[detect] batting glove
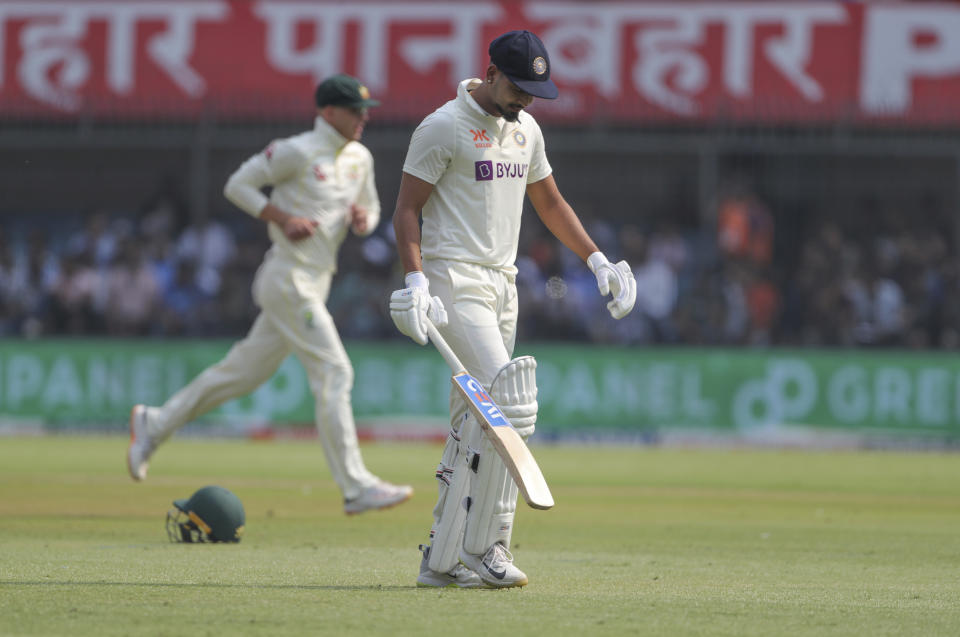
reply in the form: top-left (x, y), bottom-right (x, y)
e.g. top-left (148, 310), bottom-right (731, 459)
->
top-left (587, 251), bottom-right (637, 320)
top-left (389, 272), bottom-right (448, 345)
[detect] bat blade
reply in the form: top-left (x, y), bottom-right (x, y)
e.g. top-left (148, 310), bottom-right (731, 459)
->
top-left (452, 372), bottom-right (554, 510)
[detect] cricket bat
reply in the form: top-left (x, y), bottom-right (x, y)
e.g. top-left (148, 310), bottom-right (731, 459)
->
top-left (425, 321), bottom-right (554, 510)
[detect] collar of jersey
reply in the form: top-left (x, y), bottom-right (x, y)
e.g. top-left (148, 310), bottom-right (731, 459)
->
top-left (458, 78), bottom-right (508, 130)
top-left (313, 114), bottom-right (350, 151)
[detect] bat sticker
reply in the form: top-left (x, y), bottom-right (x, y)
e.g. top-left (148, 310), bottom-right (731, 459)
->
top-left (455, 375), bottom-right (511, 428)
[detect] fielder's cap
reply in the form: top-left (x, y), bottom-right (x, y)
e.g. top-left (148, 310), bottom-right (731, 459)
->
top-left (314, 74), bottom-right (381, 109)
top-left (488, 30), bottom-right (558, 100)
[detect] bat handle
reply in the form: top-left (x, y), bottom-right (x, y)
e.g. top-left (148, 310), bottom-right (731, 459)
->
top-left (425, 320), bottom-right (466, 375)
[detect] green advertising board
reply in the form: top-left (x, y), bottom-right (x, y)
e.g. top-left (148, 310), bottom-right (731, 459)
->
top-left (0, 340), bottom-right (958, 439)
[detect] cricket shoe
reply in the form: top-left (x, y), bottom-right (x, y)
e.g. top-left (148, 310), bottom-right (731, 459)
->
top-left (416, 545), bottom-right (486, 589)
top-left (127, 404), bottom-right (157, 482)
top-left (459, 542), bottom-right (528, 588)
top-left (343, 481), bottom-right (413, 515)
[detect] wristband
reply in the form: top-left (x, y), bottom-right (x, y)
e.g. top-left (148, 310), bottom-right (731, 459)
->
top-left (586, 251), bottom-right (609, 274)
top-left (405, 271), bottom-right (429, 290)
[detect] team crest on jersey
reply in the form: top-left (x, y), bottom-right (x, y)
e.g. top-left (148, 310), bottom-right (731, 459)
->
top-left (470, 128), bottom-right (492, 149)
top-left (512, 130), bottom-right (527, 147)
top-left (313, 165), bottom-right (327, 181)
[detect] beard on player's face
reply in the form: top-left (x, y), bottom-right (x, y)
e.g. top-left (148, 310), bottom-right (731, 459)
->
top-left (496, 103), bottom-right (520, 122)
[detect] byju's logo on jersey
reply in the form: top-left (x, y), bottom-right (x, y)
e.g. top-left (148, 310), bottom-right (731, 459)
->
top-left (475, 160), bottom-right (528, 182)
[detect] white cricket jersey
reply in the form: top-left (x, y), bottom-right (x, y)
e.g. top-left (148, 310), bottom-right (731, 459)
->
top-left (403, 79), bottom-right (552, 275)
top-left (224, 116), bottom-right (380, 272)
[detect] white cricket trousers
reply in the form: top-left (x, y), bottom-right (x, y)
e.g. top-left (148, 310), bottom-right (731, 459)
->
top-left (423, 258), bottom-right (522, 552)
top-left (423, 259), bottom-right (519, 385)
top-left (153, 251), bottom-right (378, 499)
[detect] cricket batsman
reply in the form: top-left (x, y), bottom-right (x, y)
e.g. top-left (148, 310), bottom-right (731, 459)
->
top-left (389, 30), bottom-right (637, 587)
top-left (128, 75), bottom-right (413, 515)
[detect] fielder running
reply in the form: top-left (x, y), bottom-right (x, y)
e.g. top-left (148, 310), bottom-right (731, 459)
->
top-left (128, 75), bottom-right (413, 515)
top-left (390, 31), bottom-right (637, 588)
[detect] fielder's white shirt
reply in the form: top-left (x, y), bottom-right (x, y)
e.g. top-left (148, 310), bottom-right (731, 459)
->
top-left (403, 79), bottom-right (552, 275)
top-left (224, 116), bottom-right (380, 272)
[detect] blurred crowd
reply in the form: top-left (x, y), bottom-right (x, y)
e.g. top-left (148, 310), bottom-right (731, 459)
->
top-left (0, 190), bottom-right (266, 339)
top-left (518, 198), bottom-right (959, 349)
top-left (1, 187), bottom-right (958, 349)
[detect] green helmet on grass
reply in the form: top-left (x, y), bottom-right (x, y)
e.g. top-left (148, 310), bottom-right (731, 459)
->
top-left (166, 485), bottom-right (245, 543)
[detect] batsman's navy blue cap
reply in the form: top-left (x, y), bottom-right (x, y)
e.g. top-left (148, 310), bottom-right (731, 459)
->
top-left (488, 30), bottom-right (558, 100)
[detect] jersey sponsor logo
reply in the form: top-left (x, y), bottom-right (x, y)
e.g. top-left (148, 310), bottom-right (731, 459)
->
top-left (475, 160), bottom-right (528, 182)
top-left (470, 128), bottom-right (492, 148)
top-left (475, 160), bottom-right (494, 181)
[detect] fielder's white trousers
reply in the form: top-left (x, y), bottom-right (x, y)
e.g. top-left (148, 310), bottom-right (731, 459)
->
top-left (153, 251), bottom-right (378, 499)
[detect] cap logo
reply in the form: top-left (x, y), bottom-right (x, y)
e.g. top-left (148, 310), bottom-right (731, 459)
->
top-left (532, 56), bottom-right (547, 76)
top-left (359, 85), bottom-right (370, 99)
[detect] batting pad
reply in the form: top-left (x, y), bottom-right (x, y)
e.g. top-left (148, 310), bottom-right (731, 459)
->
top-left (489, 356), bottom-right (538, 436)
top-left (427, 417), bottom-right (480, 573)
top-left (462, 434), bottom-right (519, 555)
top-left (460, 357), bottom-right (537, 555)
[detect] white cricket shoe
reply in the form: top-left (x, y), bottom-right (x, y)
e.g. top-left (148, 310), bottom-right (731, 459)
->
top-left (343, 481), bottom-right (413, 515)
top-left (416, 545), bottom-right (486, 589)
top-left (127, 404), bottom-right (156, 482)
top-left (459, 542), bottom-right (528, 588)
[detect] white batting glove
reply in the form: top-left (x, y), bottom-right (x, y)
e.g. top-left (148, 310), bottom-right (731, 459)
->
top-left (389, 272), bottom-right (448, 345)
top-left (587, 251), bottom-right (637, 320)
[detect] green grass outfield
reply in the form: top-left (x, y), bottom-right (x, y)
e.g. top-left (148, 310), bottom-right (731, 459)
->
top-left (2, 436), bottom-right (960, 636)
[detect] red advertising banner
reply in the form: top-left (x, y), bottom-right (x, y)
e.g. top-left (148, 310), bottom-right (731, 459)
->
top-left (1, 1), bottom-right (959, 125)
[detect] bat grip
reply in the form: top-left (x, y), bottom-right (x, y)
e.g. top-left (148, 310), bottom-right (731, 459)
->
top-left (425, 320), bottom-right (466, 375)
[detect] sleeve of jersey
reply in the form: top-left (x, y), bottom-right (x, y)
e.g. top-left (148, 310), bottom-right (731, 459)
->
top-left (223, 139), bottom-right (304, 218)
top-left (526, 120), bottom-right (553, 184)
top-left (401, 112), bottom-right (454, 185)
top-left (354, 149), bottom-right (381, 237)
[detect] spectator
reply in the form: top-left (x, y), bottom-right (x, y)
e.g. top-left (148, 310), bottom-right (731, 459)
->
top-left (620, 225), bottom-right (678, 344)
top-left (741, 263), bottom-right (780, 346)
top-left (50, 252), bottom-right (102, 335)
top-left (174, 213), bottom-right (237, 297)
top-left (6, 230), bottom-right (60, 336)
top-left (103, 239), bottom-right (161, 336)
top-left (717, 187), bottom-right (774, 267)
top-left (65, 209), bottom-right (120, 268)
top-left (648, 219), bottom-right (691, 274)
top-left (158, 259), bottom-right (210, 336)
top-left (844, 253), bottom-right (906, 347)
